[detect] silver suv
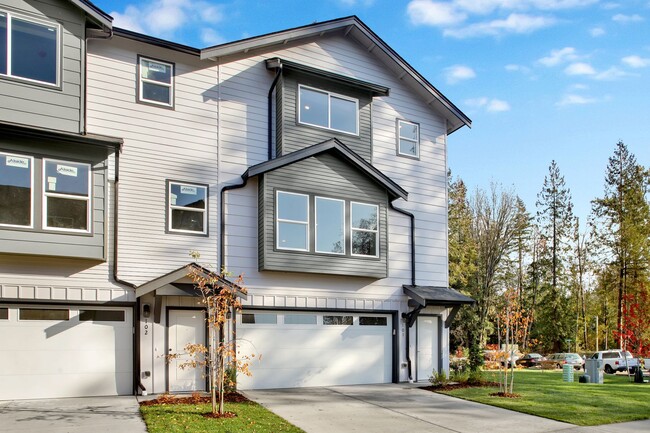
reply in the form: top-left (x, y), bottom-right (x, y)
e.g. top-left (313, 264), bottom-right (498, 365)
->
top-left (590, 350), bottom-right (639, 374)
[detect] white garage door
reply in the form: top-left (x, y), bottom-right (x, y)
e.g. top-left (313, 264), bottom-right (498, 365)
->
top-left (0, 305), bottom-right (133, 400)
top-left (236, 310), bottom-right (392, 389)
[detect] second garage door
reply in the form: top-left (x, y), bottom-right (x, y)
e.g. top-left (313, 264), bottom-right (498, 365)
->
top-left (236, 310), bottom-right (393, 389)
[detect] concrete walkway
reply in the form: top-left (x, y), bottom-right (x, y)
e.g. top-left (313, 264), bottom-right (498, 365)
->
top-left (244, 383), bottom-right (650, 433)
top-left (0, 396), bottom-right (148, 433)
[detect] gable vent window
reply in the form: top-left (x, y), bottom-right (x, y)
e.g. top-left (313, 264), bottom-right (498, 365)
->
top-left (397, 120), bottom-right (419, 158)
top-left (138, 56), bottom-right (174, 107)
top-left (299, 85), bottom-right (358, 135)
top-left (0, 11), bottom-right (60, 86)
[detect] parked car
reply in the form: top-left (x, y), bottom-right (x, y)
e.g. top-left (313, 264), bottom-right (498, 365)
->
top-left (590, 350), bottom-right (639, 374)
top-left (540, 353), bottom-right (585, 370)
top-left (516, 353), bottom-right (545, 368)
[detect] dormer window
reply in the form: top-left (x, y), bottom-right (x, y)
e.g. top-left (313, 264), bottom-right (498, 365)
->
top-left (298, 85), bottom-right (358, 135)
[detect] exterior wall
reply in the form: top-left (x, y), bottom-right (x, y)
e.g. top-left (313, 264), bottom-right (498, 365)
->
top-left (0, 0), bottom-right (85, 133)
top-left (86, 36), bottom-right (220, 286)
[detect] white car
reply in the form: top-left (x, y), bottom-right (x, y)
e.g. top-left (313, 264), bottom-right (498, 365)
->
top-left (590, 350), bottom-right (639, 374)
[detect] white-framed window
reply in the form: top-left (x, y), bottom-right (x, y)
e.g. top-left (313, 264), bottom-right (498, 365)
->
top-left (397, 119), bottom-right (419, 158)
top-left (0, 11), bottom-right (60, 86)
top-left (0, 151), bottom-right (33, 228)
top-left (315, 196), bottom-right (345, 255)
top-left (350, 202), bottom-right (379, 257)
top-left (138, 56), bottom-right (174, 107)
top-left (298, 85), bottom-right (358, 135)
top-left (276, 191), bottom-right (309, 251)
top-left (43, 159), bottom-right (91, 232)
top-left (168, 181), bottom-right (207, 234)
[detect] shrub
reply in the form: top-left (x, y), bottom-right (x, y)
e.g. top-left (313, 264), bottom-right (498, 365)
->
top-left (429, 369), bottom-right (448, 386)
top-left (450, 368), bottom-right (470, 383)
top-left (468, 369), bottom-right (485, 385)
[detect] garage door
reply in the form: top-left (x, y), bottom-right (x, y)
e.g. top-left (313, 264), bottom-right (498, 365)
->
top-left (0, 305), bottom-right (133, 400)
top-left (236, 310), bottom-right (392, 389)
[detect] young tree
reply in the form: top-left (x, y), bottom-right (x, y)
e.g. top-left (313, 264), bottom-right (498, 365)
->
top-left (496, 288), bottom-right (531, 395)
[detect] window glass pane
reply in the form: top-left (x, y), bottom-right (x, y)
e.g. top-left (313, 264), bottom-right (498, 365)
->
top-left (330, 96), bottom-right (357, 133)
top-left (0, 154), bottom-right (31, 226)
top-left (399, 122), bottom-right (418, 140)
top-left (299, 87), bottom-right (328, 128)
top-left (352, 231), bottom-right (377, 256)
top-left (44, 161), bottom-right (89, 196)
top-left (359, 316), bottom-right (387, 326)
top-left (284, 314), bottom-right (317, 325)
top-left (278, 221), bottom-right (307, 249)
top-left (11, 18), bottom-right (57, 84)
top-left (323, 315), bottom-right (353, 325)
top-left (0, 14), bottom-right (6, 75)
top-left (142, 82), bottom-right (171, 104)
top-left (277, 192), bottom-right (307, 221)
top-left (316, 197), bottom-right (344, 254)
top-left (20, 308), bottom-right (68, 321)
top-left (241, 313), bottom-right (277, 324)
top-left (0, 307), bottom-right (8, 320)
top-left (351, 203), bottom-right (377, 230)
top-left (141, 59), bottom-right (172, 83)
top-left (170, 183), bottom-right (206, 209)
top-left (399, 139), bottom-right (418, 156)
top-left (46, 196), bottom-right (87, 230)
top-left (79, 310), bottom-right (125, 322)
top-left (171, 208), bottom-right (204, 232)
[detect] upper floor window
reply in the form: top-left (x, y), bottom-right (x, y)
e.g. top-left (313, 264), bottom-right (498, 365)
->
top-left (298, 85), bottom-right (358, 135)
top-left (351, 202), bottom-right (378, 257)
top-left (0, 152), bottom-right (33, 228)
top-left (168, 181), bottom-right (207, 234)
top-left (0, 11), bottom-right (60, 86)
top-left (138, 56), bottom-right (174, 107)
top-left (397, 120), bottom-right (419, 158)
top-left (276, 191), bottom-right (309, 251)
top-left (43, 159), bottom-right (91, 232)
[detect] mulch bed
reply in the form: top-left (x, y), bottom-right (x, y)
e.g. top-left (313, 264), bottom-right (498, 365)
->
top-left (203, 411), bottom-right (237, 418)
top-left (421, 381), bottom-right (499, 392)
top-left (140, 392), bottom-right (249, 406)
top-left (489, 392), bottom-right (521, 398)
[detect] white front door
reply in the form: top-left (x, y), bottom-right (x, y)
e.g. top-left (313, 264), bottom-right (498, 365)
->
top-left (168, 309), bottom-right (206, 392)
top-left (416, 316), bottom-right (439, 382)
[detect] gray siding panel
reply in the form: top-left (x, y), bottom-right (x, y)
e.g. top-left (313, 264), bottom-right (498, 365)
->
top-left (259, 153), bottom-right (388, 278)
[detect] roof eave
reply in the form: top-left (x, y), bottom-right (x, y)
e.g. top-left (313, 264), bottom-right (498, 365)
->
top-left (69, 0), bottom-right (113, 29)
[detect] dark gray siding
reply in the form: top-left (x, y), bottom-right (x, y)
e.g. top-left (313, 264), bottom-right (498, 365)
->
top-left (0, 135), bottom-right (109, 260)
top-left (259, 153), bottom-right (388, 278)
top-left (277, 71), bottom-right (373, 161)
top-left (0, 0), bottom-right (85, 133)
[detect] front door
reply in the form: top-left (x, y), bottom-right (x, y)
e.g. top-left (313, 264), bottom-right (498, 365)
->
top-left (168, 309), bottom-right (206, 392)
top-left (416, 316), bottom-right (439, 382)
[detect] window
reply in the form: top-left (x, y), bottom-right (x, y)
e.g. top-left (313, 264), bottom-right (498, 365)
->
top-left (298, 85), bottom-right (358, 134)
top-left (0, 307), bottom-right (7, 320)
top-left (0, 11), bottom-right (59, 85)
top-left (0, 152), bottom-right (33, 228)
top-left (323, 315), bottom-right (353, 325)
top-left (168, 181), bottom-right (207, 234)
top-left (79, 310), bottom-right (125, 322)
top-left (138, 57), bottom-right (174, 107)
top-left (284, 314), bottom-right (317, 325)
top-left (43, 159), bottom-right (91, 232)
top-left (19, 308), bottom-right (68, 321)
top-left (359, 316), bottom-right (387, 326)
top-left (397, 120), bottom-right (419, 158)
top-left (242, 313), bottom-right (277, 324)
top-left (276, 191), bottom-right (308, 251)
top-left (351, 202), bottom-right (378, 257)
top-left (315, 197), bottom-right (344, 254)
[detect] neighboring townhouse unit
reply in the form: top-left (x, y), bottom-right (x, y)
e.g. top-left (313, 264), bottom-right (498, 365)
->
top-left (0, 0), bottom-right (473, 400)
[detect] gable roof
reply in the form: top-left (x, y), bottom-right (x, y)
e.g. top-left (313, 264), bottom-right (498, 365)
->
top-left (242, 138), bottom-right (408, 201)
top-left (69, 0), bottom-right (113, 29)
top-left (201, 16), bottom-right (471, 134)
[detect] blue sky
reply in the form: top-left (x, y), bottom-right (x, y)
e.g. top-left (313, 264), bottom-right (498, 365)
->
top-left (94, 0), bottom-right (650, 224)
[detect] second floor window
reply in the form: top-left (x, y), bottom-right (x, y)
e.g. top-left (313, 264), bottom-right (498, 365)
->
top-left (298, 85), bottom-right (358, 135)
top-left (351, 202), bottom-right (378, 257)
top-left (44, 159), bottom-right (91, 232)
top-left (397, 120), bottom-right (419, 158)
top-left (276, 191), bottom-right (309, 250)
top-left (168, 181), bottom-right (207, 234)
top-left (0, 11), bottom-right (60, 86)
top-left (0, 152), bottom-right (33, 228)
top-left (138, 57), bottom-right (174, 107)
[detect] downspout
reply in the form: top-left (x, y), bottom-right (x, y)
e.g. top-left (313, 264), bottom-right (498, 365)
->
top-left (267, 65), bottom-right (282, 160)
top-left (219, 179), bottom-right (249, 273)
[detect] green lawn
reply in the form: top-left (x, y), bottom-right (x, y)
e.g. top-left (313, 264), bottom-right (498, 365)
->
top-left (438, 370), bottom-right (650, 426)
top-left (140, 400), bottom-right (305, 433)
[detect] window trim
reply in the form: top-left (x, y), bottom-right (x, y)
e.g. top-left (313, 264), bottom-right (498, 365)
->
top-left (0, 10), bottom-right (62, 87)
top-left (350, 201), bottom-right (379, 258)
top-left (42, 158), bottom-right (92, 233)
top-left (396, 119), bottom-right (420, 159)
top-left (315, 196), bottom-right (345, 255)
top-left (167, 180), bottom-right (208, 236)
top-left (297, 84), bottom-right (359, 135)
top-left (137, 55), bottom-right (175, 108)
top-left (0, 151), bottom-right (34, 229)
top-left (276, 190), bottom-right (310, 251)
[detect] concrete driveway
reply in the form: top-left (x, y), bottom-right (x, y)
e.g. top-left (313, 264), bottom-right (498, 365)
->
top-left (0, 396), bottom-right (147, 433)
top-left (244, 383), bottom-right (650, 433)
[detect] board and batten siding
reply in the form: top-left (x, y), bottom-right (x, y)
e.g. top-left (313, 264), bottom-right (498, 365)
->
top-left (0, 0), bottom-right (84, 133)
top-left (86, 36), bottom-right (220, 286)
top-left (258, 153), bottom-right (388, 278)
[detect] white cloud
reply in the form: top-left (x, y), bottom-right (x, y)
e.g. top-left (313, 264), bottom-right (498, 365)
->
top-left (589, 26), bottom-right (605, 36)
top-left (556, 93), bottom-right (597, 106)
top-left (601, 2), bottom-right (620, 9)
top-left (444, 65), bottom-right (476, 83)
top-left (594, 66), bottom-right (629, 80)
top-left (570, 83), bottom-right (589, 90)
top-left (564, 62), bottom-right (596, 75)
top-left (444, 13), bottom-right (556, 38)
top-left (537, 47), bottom-right (579, 66)
top-left (112, 6), bottom-right (146, 33)
top-left (407, 1), bottom-right (467, 27)
top-left (464, 97), bottom-right (511, 112)
top-left (201, 28), bottom-right (225, 46)
top-left (505, 64), bottom-right (531, 73)
top-left (622, 55), bottom-right (650, 68)
top-left (612, 14), bottom-right (644, 23)
top-left (452, 0), bottom-right (596, 14)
